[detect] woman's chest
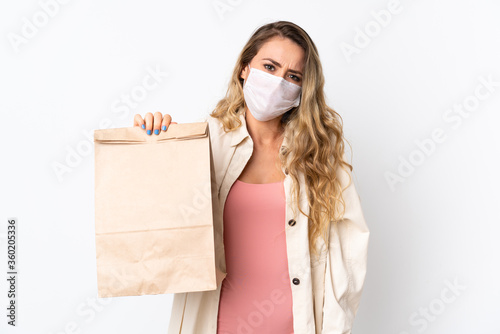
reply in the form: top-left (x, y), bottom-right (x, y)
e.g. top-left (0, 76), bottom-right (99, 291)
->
top-left (237, 146), bottom-right (286, 184)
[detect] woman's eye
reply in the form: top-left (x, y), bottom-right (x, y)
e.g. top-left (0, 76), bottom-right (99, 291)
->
top-left (263, 64), bottom-right (301, 82)
top-left (264, 64), bottom-right (274, 71)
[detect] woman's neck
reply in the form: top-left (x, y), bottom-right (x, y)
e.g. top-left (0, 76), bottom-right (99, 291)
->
top-left (244, 106), bottom-right (285, 147)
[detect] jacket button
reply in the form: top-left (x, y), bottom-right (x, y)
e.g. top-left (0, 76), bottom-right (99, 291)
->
top-left (288, 219), bottom-right (296, 226)
top-left (292, 278), bottom-right (300, 285)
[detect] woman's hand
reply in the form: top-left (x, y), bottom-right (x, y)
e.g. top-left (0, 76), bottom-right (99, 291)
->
top-left (133, 112), bottom-right (177, 135)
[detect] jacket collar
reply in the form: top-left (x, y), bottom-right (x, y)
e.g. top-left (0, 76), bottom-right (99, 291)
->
top-left (229, 107), bottom-right (289, 150)
top-left (230, 107), bottom-right (250, 147)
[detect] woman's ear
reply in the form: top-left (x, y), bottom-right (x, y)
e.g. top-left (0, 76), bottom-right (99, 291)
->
top-left (240, 64), bottom-right (249, 81)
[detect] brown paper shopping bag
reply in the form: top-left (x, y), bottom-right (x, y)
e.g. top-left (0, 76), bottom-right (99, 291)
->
top-left (93, 122), bottom-right (217, 298)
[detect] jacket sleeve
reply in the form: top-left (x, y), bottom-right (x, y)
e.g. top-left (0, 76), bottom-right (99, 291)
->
top-left (322, 162), bottom-right (370, 333)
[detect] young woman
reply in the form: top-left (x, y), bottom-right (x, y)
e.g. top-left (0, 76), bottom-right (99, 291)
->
top-left (133, 20), bottom-right (370, 334)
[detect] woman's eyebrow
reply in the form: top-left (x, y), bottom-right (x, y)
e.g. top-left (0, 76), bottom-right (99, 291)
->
top-left (261, 57), bottom-right (303, 76)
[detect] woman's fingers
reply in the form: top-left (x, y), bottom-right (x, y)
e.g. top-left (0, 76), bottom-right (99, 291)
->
top-left (133, 114), bottom-right (145, 129)
top-left (133, 112), bottom-right (176, 135)
top-left (144, 112), bottom-right (154, 135)
top-left (161, 114), bottom-right (174, 132)
top-left (153, 112), bottom-right (163, 135)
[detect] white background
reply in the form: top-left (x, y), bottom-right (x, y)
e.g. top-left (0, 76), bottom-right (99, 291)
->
top-left (1, 0), bottom-right (499, 333)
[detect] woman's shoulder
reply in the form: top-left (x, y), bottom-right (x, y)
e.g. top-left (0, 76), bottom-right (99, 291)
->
top-left (201, 111), bottom-right (247, 146)
top-left (201, 114), bottom-right (233, 153)
top-left (202, 114), bottom-right (224, 137)
top-left (204, 113), bottom-right (219, 125)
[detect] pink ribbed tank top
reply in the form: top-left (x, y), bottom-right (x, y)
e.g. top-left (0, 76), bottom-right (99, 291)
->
top-left (216, 178), bottom-right (294, 334)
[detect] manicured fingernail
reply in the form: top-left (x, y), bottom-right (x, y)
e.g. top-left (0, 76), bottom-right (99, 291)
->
top-left (154, 129), bottom-right (159, 135)
top-left (147, 130), bottom-right (151, 135)
top-left (141, 124), bottom-right (145, 129)
top-left (162, 125), bottom-right (166, 131)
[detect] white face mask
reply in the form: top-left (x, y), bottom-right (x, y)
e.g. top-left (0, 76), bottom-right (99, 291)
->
top-left (242, 64), bottom-right (302, 122)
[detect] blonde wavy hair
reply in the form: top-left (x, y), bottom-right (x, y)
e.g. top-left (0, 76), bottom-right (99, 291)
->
top-left (210, 20), bottom-right (353, 259)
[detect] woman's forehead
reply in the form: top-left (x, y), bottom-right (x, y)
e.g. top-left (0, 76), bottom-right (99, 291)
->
top-left (255, 37), bottom-right (305, 69)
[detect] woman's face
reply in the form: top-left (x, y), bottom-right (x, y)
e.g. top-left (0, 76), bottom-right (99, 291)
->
top-left (240, 36), bottom-right (305, 87)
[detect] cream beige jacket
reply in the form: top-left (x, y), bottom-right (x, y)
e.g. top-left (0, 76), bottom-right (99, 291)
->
top-left (168, 108), bottom-right (370, 334)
